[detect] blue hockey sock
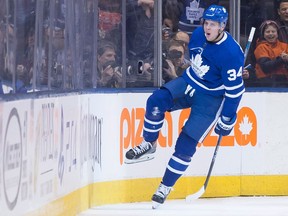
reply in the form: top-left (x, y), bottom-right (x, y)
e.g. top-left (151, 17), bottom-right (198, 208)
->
top-left (162, 153), bottom-right (191, 187)
top-left (162, 132), bottom-right (197, 187)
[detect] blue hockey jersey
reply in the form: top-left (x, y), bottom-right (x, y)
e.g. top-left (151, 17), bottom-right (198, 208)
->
top-left (182, 26), bottom-right (245, 118)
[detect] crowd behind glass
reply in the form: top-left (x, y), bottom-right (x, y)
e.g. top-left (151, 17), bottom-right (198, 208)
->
top-left (0, 0), bottom-right (287, 94)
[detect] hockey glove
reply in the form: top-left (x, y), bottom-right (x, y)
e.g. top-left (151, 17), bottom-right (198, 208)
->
top-left (214, 115), bottom-right (237, 136)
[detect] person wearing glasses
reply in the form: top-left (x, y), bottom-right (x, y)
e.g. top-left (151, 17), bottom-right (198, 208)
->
top-left (125, 5), bottom-right (245, 209)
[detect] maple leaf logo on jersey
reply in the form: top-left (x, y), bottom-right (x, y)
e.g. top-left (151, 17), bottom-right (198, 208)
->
top-left (191, 53), bottom-right (209, 79)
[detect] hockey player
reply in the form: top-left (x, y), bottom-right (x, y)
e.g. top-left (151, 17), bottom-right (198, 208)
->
top-left (125, 5), bottom-right (245, 208)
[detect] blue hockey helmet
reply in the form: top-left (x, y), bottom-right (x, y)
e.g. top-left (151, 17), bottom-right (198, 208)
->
top-left (202, 5), bottom-right (228, 24)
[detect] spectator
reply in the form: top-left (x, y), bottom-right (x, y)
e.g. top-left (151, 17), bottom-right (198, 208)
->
top-left (242, 66), bottom-right (251, 80)
top-left (173, 31), bottom-right (190, 48)
top-left (97, 40), bottom-right (122, 88)
top-left (162, 39), bottom-right (187, 83)
top-left (240, 0), bottom-right (275, 86)
top-left (127, 0), bottom-right (155, 61)
top-left (126, 0), bottom-right (155, 87)
top-left (162, 0), bottom-right (183, 35)
top-left (21, 27), bottom-right (35, 87)
top-left (173, 31), bottom-right (190, 61)
top-left (43, 18), bottom-right (66, 88)
top-left (275, 0), bottom-right (288, 43)
top-left (163, 30), bottom-right (190, 61)
top-left (40, 0), bottom-right (67, 89)
top-left (163, 0), bottom-right (220, 36)
top-left (98, 0), bottom-right (122, 51)
top-left (182, 0), bottom-right (222, 34)
top-left (254, 20), bottom-right (288, 87)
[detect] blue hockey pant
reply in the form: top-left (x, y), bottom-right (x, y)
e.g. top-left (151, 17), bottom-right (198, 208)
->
top-left (143, 77), bottom-right (224, 187)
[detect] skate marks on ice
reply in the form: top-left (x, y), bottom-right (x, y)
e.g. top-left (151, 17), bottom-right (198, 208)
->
top-left (79, 196), bottom-right (288, 216)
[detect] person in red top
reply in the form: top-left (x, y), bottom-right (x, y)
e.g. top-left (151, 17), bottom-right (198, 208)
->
top-left (254, 20), bottom-right (288, 87)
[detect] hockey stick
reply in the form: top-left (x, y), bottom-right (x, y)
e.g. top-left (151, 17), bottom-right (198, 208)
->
top-left (242, 27), bottom-right (256, 79)
top-left (186, 134), bottom-right (223, 202)
top-left (244, 27), bottom-right (256, 63)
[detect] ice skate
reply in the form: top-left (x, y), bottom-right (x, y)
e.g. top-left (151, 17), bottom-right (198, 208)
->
top-left (125, 140), bottom-right (156, 164)
top-left (152, 183), bottom-right (172, 209)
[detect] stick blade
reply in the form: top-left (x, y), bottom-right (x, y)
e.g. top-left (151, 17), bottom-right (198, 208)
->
top-left (185, 186), bottom-right (205, 202)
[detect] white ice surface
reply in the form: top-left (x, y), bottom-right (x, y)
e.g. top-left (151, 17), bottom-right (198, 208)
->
top-left (78, 196), bottom-right (288, 216)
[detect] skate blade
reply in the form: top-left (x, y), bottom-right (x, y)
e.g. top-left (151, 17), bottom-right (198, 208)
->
top-left (124, 155), bottom-right (155, 164)
top-left (152, 201), bottom-right (161, 209)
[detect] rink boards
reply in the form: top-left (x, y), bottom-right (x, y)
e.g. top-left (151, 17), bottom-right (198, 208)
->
top-left (0, 91), bottom-right (287, 215)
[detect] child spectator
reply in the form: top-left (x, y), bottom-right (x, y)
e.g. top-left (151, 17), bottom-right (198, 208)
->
top-left (254, 20), bottom-right (288, 87)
